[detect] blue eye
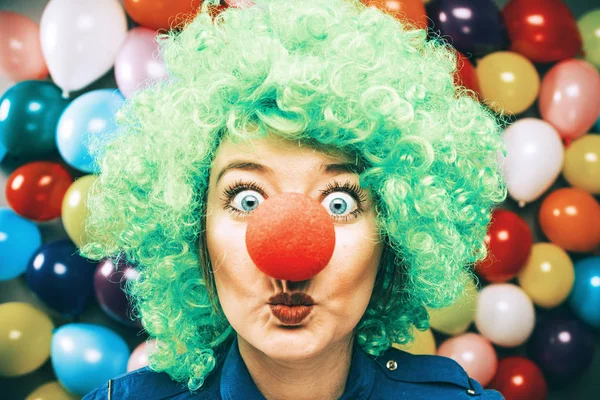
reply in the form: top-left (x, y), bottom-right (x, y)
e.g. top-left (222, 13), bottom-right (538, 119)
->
top-left (232, 190), bottom-right (264, 212)
top-left (322, 192), bottom-right (356, 217)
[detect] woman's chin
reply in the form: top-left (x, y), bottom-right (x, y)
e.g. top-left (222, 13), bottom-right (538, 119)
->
top-left (257, 327), bottom-right (327, 361)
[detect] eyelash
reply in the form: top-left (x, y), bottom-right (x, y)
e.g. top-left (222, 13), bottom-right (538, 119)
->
top-left (220, 179), bottom-right (369, 222)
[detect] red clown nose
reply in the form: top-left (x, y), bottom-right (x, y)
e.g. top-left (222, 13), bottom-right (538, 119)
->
top-left (245, 192), bottom-right (336, 281)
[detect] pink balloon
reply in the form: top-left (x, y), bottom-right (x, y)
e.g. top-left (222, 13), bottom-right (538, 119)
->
top-left (127, 339), bottom-right (156, 372)
top-left (437, 332), bottom-right (498, 387)
top-left (114, 27), bottom-right (168, 98)
top-left (539, 59), bottom-right (600, 142)
top-left (0, 11), bottom-right (49, 81)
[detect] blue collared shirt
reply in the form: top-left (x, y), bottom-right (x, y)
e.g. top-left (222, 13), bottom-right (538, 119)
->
top-left (83, 337), bottom-right (505, 399)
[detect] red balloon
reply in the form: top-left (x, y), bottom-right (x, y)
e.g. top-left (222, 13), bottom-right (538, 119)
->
top-left (454, 51), bottom-right (481, 99)
top-left (489, 357), bottom-right (548, 400)
top-left (124, 0), bottom-right (202, 31)
top-left (245, 193), bottom-right (335, 282)
top-left (475, 209), bottom-right (533, 283)
top-left (502, 0), bottom-right (583, 63)
top-left (5, 161), bottom-right (73, 221)
top-left (361, 0), bottom-right (428, 30)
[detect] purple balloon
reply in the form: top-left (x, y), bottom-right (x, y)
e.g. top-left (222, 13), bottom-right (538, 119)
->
top-left (528, 315), bottom-right (595, 387)
top-left (114, 27), bottom-right (167, 98)
top-left (25, 239), bottom-right (98, 317)
top-left (93, 258), bottom-right (142, 328)
top-left (426, 0), bottom-right (509, 57)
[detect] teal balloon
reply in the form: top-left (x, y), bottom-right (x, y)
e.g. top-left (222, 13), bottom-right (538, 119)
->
top-left (0, 207), bottom-right (42, 280)
top-left (51, 323), bottom-right (130, 396)
top-left (0, 80), bottom-right (69, 158)
top-left (56, 89), bottom-right (124, 173)
top-left (596, 115), bottom-right (600, 132)
top-left (0, 142), bottom-right (6, 162)
top-left (568, 257), bottom-right (600, 328)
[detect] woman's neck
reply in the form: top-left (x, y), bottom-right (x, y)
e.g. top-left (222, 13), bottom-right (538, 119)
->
top-left (237, 334), bottom-right (354, 400)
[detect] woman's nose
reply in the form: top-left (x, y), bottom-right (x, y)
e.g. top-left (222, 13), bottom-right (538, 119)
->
top-left (245, 192), bottom-right (336, 281)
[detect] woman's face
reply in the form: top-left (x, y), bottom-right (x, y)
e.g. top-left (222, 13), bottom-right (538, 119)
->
top-left (205, 133), bottom-right (384, 362)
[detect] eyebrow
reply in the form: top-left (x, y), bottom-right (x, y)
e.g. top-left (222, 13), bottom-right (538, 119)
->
top-left (215, 160), bottom-right (363, 185)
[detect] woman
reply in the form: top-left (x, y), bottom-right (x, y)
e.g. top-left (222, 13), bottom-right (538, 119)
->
top-left (81, 0), bottom-right (507, 398)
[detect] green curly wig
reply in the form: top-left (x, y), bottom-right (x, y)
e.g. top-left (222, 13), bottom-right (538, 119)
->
top-left (79, 0), bottom-right (507, 392)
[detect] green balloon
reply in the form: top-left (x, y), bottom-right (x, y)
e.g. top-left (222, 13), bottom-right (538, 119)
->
top-left (0, 80), bottom-right (69, 158)
top-left (578, 9), bottom-right (600, 68)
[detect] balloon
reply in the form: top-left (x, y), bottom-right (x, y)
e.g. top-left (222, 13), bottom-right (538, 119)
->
top-left (499, 118), bottom-right (564, 205)
top-left (474, 209), bottom-right (532, 283)
top-left (0, 302), bottom-right (54, 377)
top-left (476, 51), bottom-right (540, 115)
top-left (5, 161), bottom-right (73, 222)
top-left (61, 175), bottom-right (97, 247)
top-left (94, 258), bottom-right (142, 328)
top-left (517, 243), bottom-right (574, 309)
top-left (51, 323), bottom-right (130, 396)
top-left (539, 59), bottom-right (600, 142)
top-left (40, 0), bottom-right (127, 97)
top-left (26, 381), bottom-right (79, 400)
top-left (489, 357), bottom-right (548, 400)
top-left (502, 0), bottom-right (583, 63)
top-left (437, 333), bottom-right (498, 387)
top-left (0, 143), bottom-right (6, 162)
top-left (562, 134), bottom-right (600, 194)
top-left (425, 0), bottom-right (509, 57)
top-left (127, 339), bottom-right (156, 372)
top-left (453, 52), bottom-right (481, 98)
top-left (115, 27), bottom-right (168, 98)
top-left (124, 0), bottom-right (202, 31)
top-left (0, 12), bottom-right (48, 81)
top-left (0, 80), bottom-right (69, 158)
top-left (579, 10), bottom-right (600, 69)
top-left (56, 89), bottom-right (125, 173)
top-left (427, 277), bottom-right (477, 335)
top-left (538, 188), bottom-right (600, 253)
top-left (0, 208), bottom-right (42, 281)
top-left (475, 283), bottom-right (535, 347)
top-left (528, 315), bottom-right (595, 387)
top-left (25, 239), bottom-right (98, 317)
top-left (393, 327), bottom-right (436, 355)
top-left (568, 257), bottom-right (600, 328)
top-left (362, 0), bottom-right (428, 30)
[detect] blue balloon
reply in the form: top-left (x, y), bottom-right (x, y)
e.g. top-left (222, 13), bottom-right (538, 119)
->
top-left (0, 142), bottom-right (6, 162)
top-left (0, 208), bottom-right (42, 281)
top-left (595, 115), bottom-right (600, 133)
top-left (568, 256), bottom-right (600, 328)
top-left (426, 0), bottom-right (509, 57)
top-left (25, 239), bottom-right (98, 317)
top-left (0, 80), bottom-right (69, 158)
top-left (56, 89), bottom-right (125, 173)
top-left (51, 323), bottom-right (130, 396)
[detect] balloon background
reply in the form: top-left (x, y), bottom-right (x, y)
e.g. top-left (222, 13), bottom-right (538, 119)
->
top-left (1, 0), bottom-right (600, 399)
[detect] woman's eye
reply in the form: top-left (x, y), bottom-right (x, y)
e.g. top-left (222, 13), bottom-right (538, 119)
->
top-left (321, 192), bottom-right (357, 218)
top-left (231, 190), bottom-right (265, 213)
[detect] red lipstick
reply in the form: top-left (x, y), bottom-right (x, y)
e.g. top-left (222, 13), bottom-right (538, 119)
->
top-left (268, 292), bottom-right (315, 325)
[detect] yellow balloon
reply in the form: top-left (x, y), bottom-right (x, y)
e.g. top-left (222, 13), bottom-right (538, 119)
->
top-left (26, 381), bottom-right (79, 400)
top-left (517, 243), bottom-right (574, 309)
top-left (563, 134), bottom-right (600, 194)
top-left (476, 51), bottom-right (540, 115)
top-left (61, 175), bottom-right (97, 247)
top-left (0, 302), bottom-right (54, 377)
top-left (427, 278), bottom-right (477, 335)
top-left (393, 327), bottom-right (436, 355)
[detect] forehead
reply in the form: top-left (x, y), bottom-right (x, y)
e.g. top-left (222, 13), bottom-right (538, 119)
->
top-left (212, 134), bottom-right (355, 169)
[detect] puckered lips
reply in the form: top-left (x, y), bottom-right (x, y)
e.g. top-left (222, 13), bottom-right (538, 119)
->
top-left (268, 292), bottom-right (315, 325)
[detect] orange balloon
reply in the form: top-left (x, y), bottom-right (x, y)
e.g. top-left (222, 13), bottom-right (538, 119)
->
top-left (124, 0), bottom-right (203, 31)
top-left (539, 188), bottom-right (600, 253)
top-left (362, 0), bottom-right (428, 30)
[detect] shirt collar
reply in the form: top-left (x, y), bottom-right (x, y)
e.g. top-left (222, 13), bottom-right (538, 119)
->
top-left (220, 336), bottom-right (375, 400)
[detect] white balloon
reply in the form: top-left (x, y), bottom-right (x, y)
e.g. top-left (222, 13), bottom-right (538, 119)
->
top-left (475, 283), bottom-right (535, 347)
top-left (498, 118), bottom-right (564, 207)
top-left (40, 0), bottom-right (127, 97)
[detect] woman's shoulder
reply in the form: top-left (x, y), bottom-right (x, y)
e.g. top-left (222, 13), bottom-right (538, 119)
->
top-left (81, 365), bottom-right (221, 400)
top-left (369, 346), bottom-right (505, 399)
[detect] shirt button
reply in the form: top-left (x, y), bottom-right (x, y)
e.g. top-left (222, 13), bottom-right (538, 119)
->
top-left (386, 360), bottom-right (397, 371)
top-left (466, 389), bottom-right (476, 396)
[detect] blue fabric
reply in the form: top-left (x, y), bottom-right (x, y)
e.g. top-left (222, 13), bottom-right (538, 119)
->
top-left (82, 337), bottom-right (505, 399)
